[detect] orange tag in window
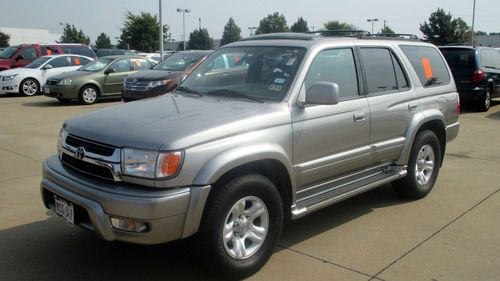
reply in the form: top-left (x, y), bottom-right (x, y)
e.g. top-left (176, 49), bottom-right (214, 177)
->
top-left (135, 60), bottom-right (142, 67)
top-left (422, 58), bottom-right (433, 79)
top-left (47, 49), bottom-right (52, 55)
top-left (74, 57), bottom-right (80, 65)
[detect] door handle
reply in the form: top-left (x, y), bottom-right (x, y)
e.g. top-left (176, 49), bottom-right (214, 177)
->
top-left (408, 103), bottom-right (418, 111)
top-left (353, 112), bottom-right (366, 123)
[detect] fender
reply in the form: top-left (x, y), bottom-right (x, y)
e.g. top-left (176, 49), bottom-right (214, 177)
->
top-left (396, 108), bottom-right (446, 165)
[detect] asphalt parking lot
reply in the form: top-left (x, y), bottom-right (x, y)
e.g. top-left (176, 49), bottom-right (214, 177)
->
top-left (0, 95), bottom-right (499, 281)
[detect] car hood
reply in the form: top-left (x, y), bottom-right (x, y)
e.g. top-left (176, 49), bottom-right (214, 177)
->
top-left (0, 68), bottom-right (22, 76)
top-left (0, 58), bottom-right (11, 66)
top-left (49, 70), bottom-right (95, 81)
top-left (126, 69), bottom-right (184, 81)
top-left (64, 93), bottom-right (290, 150)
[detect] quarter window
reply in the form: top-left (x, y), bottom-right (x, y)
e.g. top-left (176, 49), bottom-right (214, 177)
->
top-left (400, 45), bottom-right (450, 87)
top-left (131, 58), bottom-right (153, 70)
top-left (304, 48), bottom-right (359, 99)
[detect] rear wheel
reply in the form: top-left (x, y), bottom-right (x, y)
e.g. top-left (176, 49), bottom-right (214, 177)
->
top-left (477, 88), bottom-right (491, 112)
top-left (19, 78), bottom-right (39, 96)
top-left (199, 174), bottom-right (283, 279)
top-left (79, 85), bottom-right (99, 105)
top-left (393, 130), bottom-right (441, 199)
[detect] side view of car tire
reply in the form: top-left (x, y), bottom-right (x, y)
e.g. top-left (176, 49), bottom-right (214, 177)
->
top-left (79, 85), bottom-right (99, 105)
top-left (19, 78), bottom-right (39, 96)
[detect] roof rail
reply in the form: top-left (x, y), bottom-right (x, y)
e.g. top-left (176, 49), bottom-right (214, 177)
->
top-left (240, 32), bottom-right (316, 41)
top-left (307, 30), bottom-right (370, 37)
top-left (362, 33), bottom-right (420, 40)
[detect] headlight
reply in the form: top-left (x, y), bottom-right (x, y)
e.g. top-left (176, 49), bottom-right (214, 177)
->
top-left (57, 128), bottom-right (68, 154)
top-left (57, 79), bottom-right (72, 86)
top-left (122, 148), bottom-right (183, 179)
top-left (2, 74), bottom-right (18, 81)
top-left (148, 79), bottom-right (170, 89)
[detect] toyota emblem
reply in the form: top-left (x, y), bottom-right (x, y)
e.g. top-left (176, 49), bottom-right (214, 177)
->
top-left (75, 146), bottom-right (86, 160)
top-left (132, 79), bottom-right (138, 84)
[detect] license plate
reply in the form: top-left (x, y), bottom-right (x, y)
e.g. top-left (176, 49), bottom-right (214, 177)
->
top-left (44, 86), bottom-right (51, 94)
top-left (54, 195), bottom-right (74, 225)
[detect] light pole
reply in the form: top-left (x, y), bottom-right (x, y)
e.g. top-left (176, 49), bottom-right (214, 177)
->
top-left (248, 26), bottom-right (257, 36)
top-left (471, 0), bottom-right (477, 45)
top-left (177, 8), bottom-right (191, 50)
top-left (367, 18), bottom-right (379, 34)
top-left (159, 0), bottom-right (163, 59)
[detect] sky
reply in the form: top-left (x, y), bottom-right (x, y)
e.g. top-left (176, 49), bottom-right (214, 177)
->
top-left (0, 0), bottom-right (499, 44)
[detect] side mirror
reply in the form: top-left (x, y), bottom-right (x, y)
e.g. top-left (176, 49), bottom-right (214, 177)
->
top-left (42, 64), bottom-right (53, 70)
top-left (105, 68), bottom-right (116, 74)
top-left (304, 82), bottom-right (340, 105)
top-left (15, 54), bottom-right (24, 61)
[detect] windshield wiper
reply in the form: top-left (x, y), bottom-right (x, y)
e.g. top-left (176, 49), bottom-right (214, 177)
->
top-left (205, 89), bottom-right (265, 103)
top-left (176, 86), bottom-right (203, 96)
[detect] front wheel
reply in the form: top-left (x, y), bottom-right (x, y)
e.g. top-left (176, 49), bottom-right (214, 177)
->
top-left (79, 85), bottom-right (99, 105)
top-left (199, 174), bottom-right (283, 279)
top-left (19, 78), bottom-right (39, 96)
top-left (393, 130), bottom-right (441, 199)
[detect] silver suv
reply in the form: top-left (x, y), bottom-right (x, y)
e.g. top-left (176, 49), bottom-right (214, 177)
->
top-left (41, 33), bottom-right (460, 278)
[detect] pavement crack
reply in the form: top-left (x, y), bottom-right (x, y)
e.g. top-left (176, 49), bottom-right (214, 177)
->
top-left (0, 146), bottom-right (42, 163)
top-left (369, 187), bottom-right (500, 280)
top-left (278, 245), bottom-right (385, 280)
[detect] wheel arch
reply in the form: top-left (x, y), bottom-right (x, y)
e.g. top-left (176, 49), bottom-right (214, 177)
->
top-left (79, 82), bottom-right (102, 96)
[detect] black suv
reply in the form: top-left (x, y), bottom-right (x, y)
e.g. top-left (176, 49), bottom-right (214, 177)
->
top-left (440, 46), bottom-right (500, 111)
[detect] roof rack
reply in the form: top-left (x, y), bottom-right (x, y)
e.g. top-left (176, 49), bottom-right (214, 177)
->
top-left (307, 30), bottom-right (370, 37)
top-left (240, 32), bottom-right (316, 41)
top-left (362, 33), bottom-right (420, 40)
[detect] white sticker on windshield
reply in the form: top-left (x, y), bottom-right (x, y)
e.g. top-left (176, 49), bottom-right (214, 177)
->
top-left (274, 78), bottom-right (286, 84)
top-left (286, 57), bottom-right (296, 66)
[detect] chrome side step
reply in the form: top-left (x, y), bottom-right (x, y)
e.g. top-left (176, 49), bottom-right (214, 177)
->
top-left (291, 167), bottom-right (407, 219)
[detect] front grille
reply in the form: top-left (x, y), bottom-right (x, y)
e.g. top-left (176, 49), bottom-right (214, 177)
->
top-left (61, 153), bottom-right (115, 181)
top-left (46, 80), bottom-right (58, 86)
top-left (66, 135), bottom-right (115, 156)
top-left (124, 81), bottom-right (150, 91)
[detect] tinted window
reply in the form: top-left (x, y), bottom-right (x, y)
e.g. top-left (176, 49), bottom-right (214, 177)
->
top-left (96, 49), bottom-right (111, 57)
top-left (305, 48), bottom-right (359, 98)
top-left (48, 56), bottom-right (68, 68)
top-left (109, 59), bottom-right (131, 72)
top-left (440, 48), bottom-right (476, 69)
top-left (19, 47), bottom-right (38, 60)
top-left (41, 46), bottom-right (59, 56)
top-left (61, 46), bottom-right (95, 58)
top-left (360, 48), bottom-right (398, 93)
top-left (392, 53), bottom-right (409, 89)
top-left (131, 58), bottom-right (153, 70)
top-left (400, 45), bottom-right (450, 87)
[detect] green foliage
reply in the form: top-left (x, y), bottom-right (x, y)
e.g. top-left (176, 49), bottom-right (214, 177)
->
top-left (380, 25), bottom-right (395, 34)
top-left (323, 20), bottom-right (357, 31)
top-left (119, 11), bottom-right (164, 52)
top-left (187, 28), bottom-right (213, 50)
top-left (94, 32), bottom-right (112, 49)
top-left (420, 8), bottom-right (471, 45)
top-left (59, 24), bottom-right (90, 45)
top-left (256, 12), bottom-right (289, 34)
top-left (220, 18), bottom-right (242, 46)
top-left (0, 31), bottom-right (10, 47)
top-left (290, 17), bottom-right (309, 33)
top-left (490, 32), bottom-right (500, 35)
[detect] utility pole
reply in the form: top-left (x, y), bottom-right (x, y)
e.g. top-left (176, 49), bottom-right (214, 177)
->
top-left (471, 0), bottom-right (476, 45)
top-left (159, 0), bottom-right (163, 58)
top-left (199, 18), bottom-right (201, 29)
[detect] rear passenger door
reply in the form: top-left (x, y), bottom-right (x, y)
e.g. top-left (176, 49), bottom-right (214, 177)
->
top-left (292, 48), bottom-right (371, 190)
top-left (359, 47), bottom-right (416, 165)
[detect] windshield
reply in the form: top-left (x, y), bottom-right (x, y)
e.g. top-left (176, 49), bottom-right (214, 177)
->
top-left (0, 46), bottom-right (19, 59)
top-left (23, 57), bottom-right (51, 69)
top-left (152, 53), bottom-right (206, 71)
top-left (179, 46), bottom-right (306, 102)
top-left (79, 58), bottom-right (113, 72)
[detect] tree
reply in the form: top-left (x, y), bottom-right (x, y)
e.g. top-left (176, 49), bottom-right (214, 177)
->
top-left (59, 24), bottom-right (90, 45)
top-left (94, 32), bottom-right (112, 49)
top-left (323, 20), bottom-right (357, 31)
top-left (119, 11), bottom-right (165, 52)
top-left (380, 25), bottom-right (395, 34)
top-left (220, 18), bottom-right (242, 46)
top-left (420, 8), bottom-right (471, 45)
top-left (290, 17), bottom-right (309, 33)
top-left (256, 12), bottom-right (289, 34)
top-left (0, 31), bottom-right (10, 47)
top-left (187, 28), bottom-right (213, 50)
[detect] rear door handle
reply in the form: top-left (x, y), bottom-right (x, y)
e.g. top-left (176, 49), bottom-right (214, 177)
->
top-left (408, 103), bottom-right (418, 111)
top-left (354, 112), bottom-right (366, 123)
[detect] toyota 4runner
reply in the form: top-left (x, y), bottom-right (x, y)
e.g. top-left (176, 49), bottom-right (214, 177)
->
top-left (40, 32), bottom-right (460, 279)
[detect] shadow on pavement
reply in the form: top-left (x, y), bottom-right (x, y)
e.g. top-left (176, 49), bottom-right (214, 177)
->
top-left (22, 98), bottom-right (121, 108)
top-left (460, 100), bottom-right (499, 114)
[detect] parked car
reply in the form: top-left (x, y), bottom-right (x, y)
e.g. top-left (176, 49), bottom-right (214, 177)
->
top-left (40, 33), bottom-right (459, 279)
top-left (96, 49), bottom-right (136, 57)
top-left (122, 50), bottom-right (211, 102)
top-left (0, 54), bottom-right (93, 96)
top-left (43, 55), bottom-right (156, 104)
top-left (0, 44), bottom-right (96, 71)
top-left (440, 46), bottom-right (500, 111)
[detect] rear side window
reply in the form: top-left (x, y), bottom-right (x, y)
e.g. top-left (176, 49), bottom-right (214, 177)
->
top-left (400, 45), bottom-right (450, 87)
top-left (360, 48), bottom-right (410, 94)
top-left (131, 58), bottom-right (153, 70)
top-left (70, 56), bottom-right (91, 66)
top-left (479, 49), bottom-right (499, 69)
top-left (62, 46), bottom-right (96, 58)
top-left (41, 46), bottom-right (59, 56)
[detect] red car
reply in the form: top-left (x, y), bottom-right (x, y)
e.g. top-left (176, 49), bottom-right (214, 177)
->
top-left (0, 43), bottom-right (96, 71)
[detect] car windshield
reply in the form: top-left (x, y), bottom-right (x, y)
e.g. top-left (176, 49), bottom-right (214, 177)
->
top-left (23, 57), bottom-right (52, 69)
top-left (179, 46), bottom-right (306, 102)
top-left (152, 53), bottom-right (206, 71)
top-left (0, 46), bottom-right (19, 59)
top-left (79, 58), bottom-right (113, 72)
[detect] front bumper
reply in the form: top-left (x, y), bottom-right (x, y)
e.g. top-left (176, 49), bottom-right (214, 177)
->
top-left (0, 79), bottom-right (19, 94)
top-left (41, 154), bottom-right (211, 245)
top-left (44, 84), bottom-right (80, 99)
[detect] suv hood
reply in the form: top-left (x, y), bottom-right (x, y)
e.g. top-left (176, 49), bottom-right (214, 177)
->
top-left (127, 70), bottom-right (184, 81)
top-left (64, 94), bottom-right (290, 150)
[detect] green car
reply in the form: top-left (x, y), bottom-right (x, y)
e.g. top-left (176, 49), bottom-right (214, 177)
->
top-left (44, 55), bottom-right (156, 104)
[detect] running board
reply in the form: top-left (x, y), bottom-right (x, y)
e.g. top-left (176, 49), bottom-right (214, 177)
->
top-left (291, 168), bottom-right (407, 219)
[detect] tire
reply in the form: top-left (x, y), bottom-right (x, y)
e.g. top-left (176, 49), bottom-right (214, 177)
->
top-left (198, 174), bottom-right (283, 279)
top-left (79, 85), bottom-right (99, 105)
top-left (57, 98), bottom-right (71, 104)
top-left (477, 88), bottom-right (491, 112)
top-left (19, 78), bottom-right (39, 96)
top-left (393, 130), bottom-right (441, 199)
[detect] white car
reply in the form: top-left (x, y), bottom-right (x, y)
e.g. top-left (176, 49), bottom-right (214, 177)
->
top-left (0, 54), bottom-right (93, 96)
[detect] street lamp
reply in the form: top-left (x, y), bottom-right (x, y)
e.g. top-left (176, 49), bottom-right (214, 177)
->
top-left (248, 26), bottom-right (257, 36)
top-left (177, 8), bottom-right (191, 50)
top-left (471, 0), bottom-right (477, 45)
top-left (366, 18), bottom-right (379, 34)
